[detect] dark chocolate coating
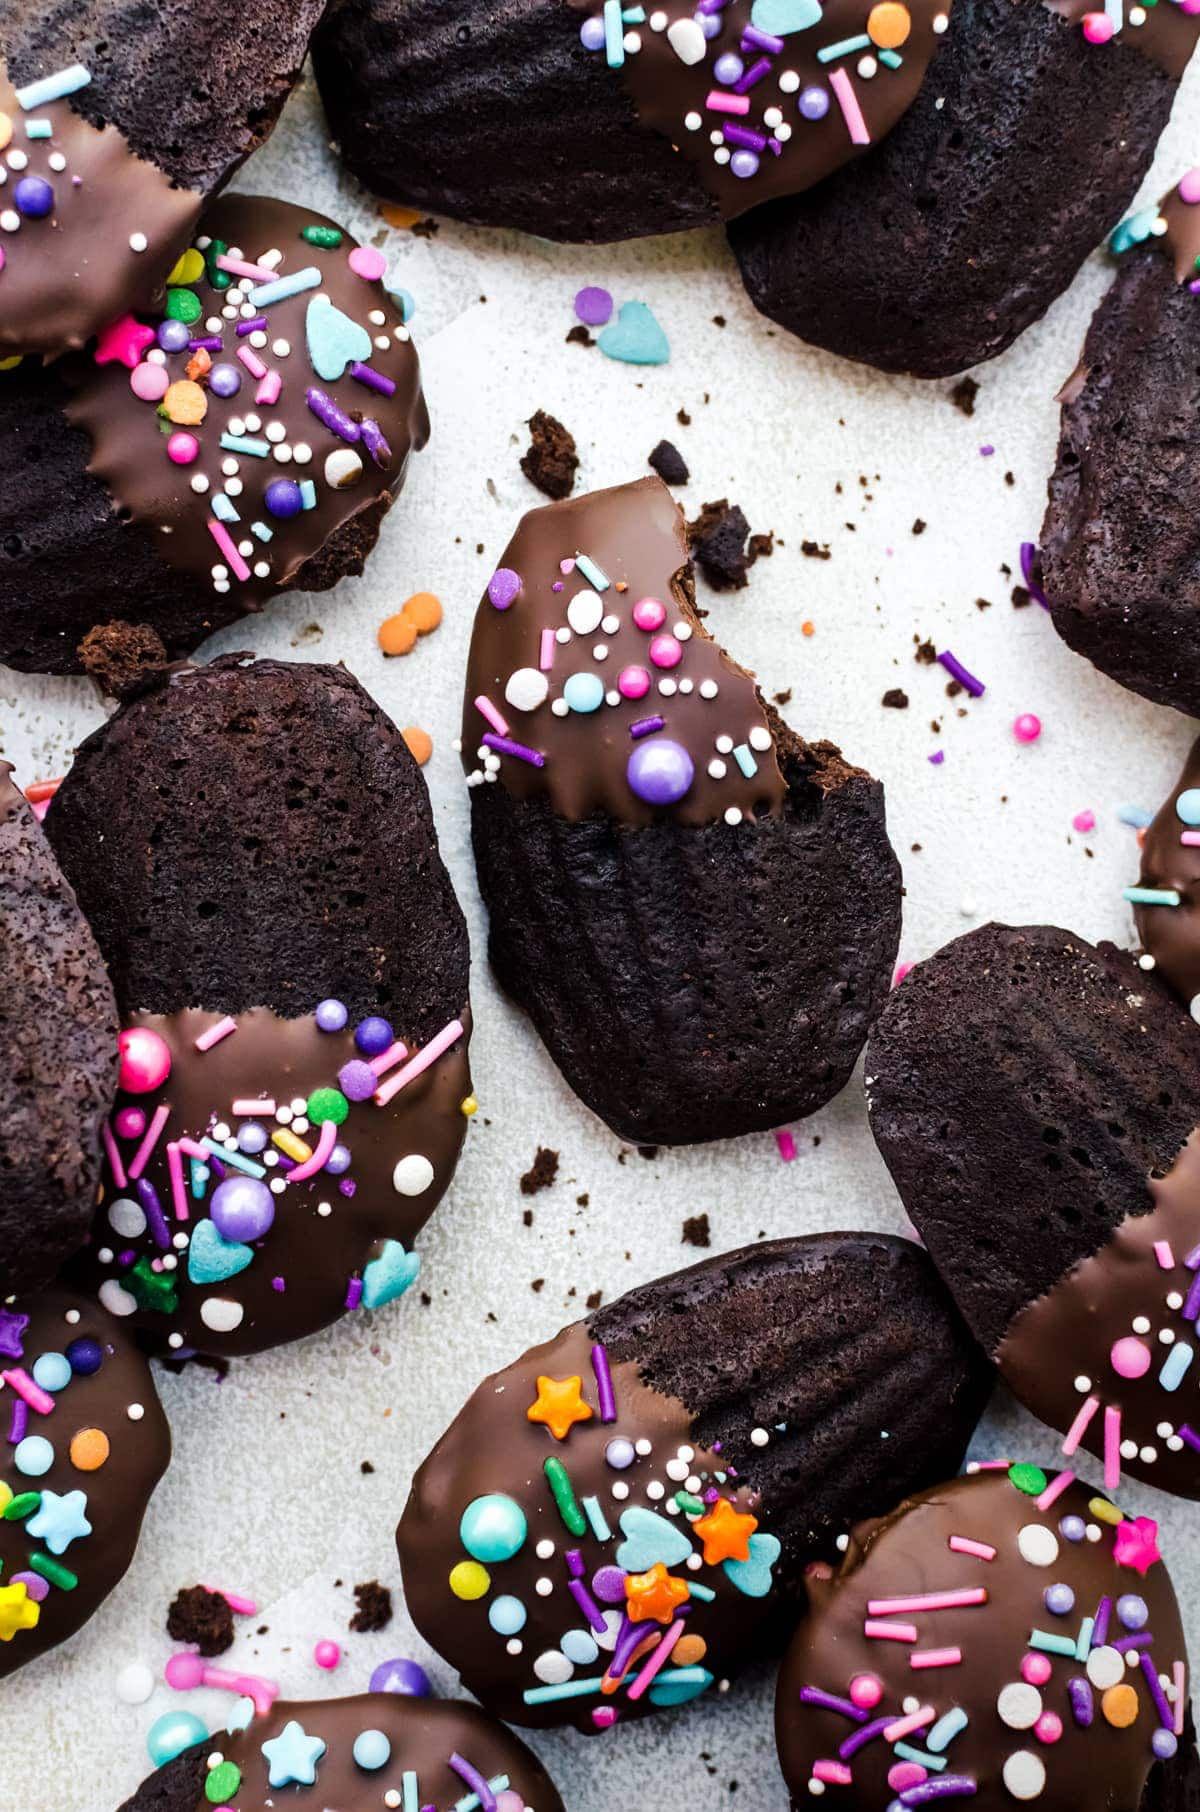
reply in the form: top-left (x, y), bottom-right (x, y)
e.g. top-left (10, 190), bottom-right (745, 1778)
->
top-left (0, 0), bottom-right (326, 355)
top-left (0, 1288), bottom-right (170, 1678)
top-left (0, 194), bottom-right (428, 676)
top-left (1135, 734), bottom-right (1200, 1005)
top-left (864, 921), bottom-right (1200, 1354)
top-left (116, 1694), bottom-right (564, 1812)
top-left (730, 0), bottom-right (1186, 376)
top-left (44, 658), bottom-right (472, 1356)
top-left (0, 763), bottom-right (118, 1295)
top-left (398, 1233), bottom-right (990, 1732)
top-left (1042, 251), bottom-right (1200, 715)
top-left (776, 1468), bottom-right (1197, 1811)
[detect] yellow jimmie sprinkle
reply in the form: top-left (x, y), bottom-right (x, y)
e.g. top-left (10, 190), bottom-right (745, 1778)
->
top-left (272, 1128), bottom-right (312, 1164)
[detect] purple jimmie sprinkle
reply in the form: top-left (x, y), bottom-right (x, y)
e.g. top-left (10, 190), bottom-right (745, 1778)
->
top-left (566, 1549), bottom-right (586, 1579)
top-left (1019, 541), bottom-right (1051, 609)
top-left (349, 360), bottom-right (397, 396)
top-left (306, 386), bottom-right (361, 443)
top-left (799, 1686), bottom-right (868, 1722)
top-left (135, 1177), bottom-right (171, 1249)
top-left (629, 715), bottom-right (665, 739)
top-left (696, 0), bottom-right (727, 12)
top-left (360, 417), bottom-right (393, 468)
top-left (1141, 1650), bottom-right (1177, 1729)
top-left (937, 649), bottom-right (985, 697)
top-left (236, 316), bottom-right (268, 336)
top-left (481, 732), bottom-right (546, 767)
top-left (735, 55), bottom-right (773, 91)
top-left (1186, 1243), bottom-right (1200, 1269)
top-left (899, 1780), bottom-right (977, 1805)
top-left (1068, 1677), bottom-right (1094, 1726)
top-left (187, 335), bottom-right (223, 352)
top-left (569, 1577), bottom-right (609, 1633)
top-left (1093, 1595), bottom-right (1112, 1649)
top-left (345, 1277), bottom-right (363, 1311)
top-left (741, 24), bottom-right (784, 51)
top-left (1180, 1424), bottom-right (1200, 1452)
top-left (1113, 1632), bottom-right (1154, 1653)
top-left (722, 123), bottom-right (769, 151)
top-left (839, 1713), bottom-right (893, 1758)
top-left (1183, 1271), bottom-right (1200, 1322)
top-left (8, 1398), bottom-right (27, 1444)
top-left (449, 1755), bottom-right (497, 1812)
top-left (591, 1343), bottom-right (617, 1421)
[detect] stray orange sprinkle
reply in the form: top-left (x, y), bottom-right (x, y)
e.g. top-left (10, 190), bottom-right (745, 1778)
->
top-left (186, 348), bottom-right (212, 382)
top-left (378, 614), bottom-right (418, 657)
top-left (379, 202), bottom-right (423, 229)
top-left (802, 620), bottom-right (815, 637)
top-left (401, 591), bottom-right (443, 635)
top-left (69, 1428), bottom-right (110, 1471)
top-left (402, 726), bottom-right (433, 767)
top-left (162, 379), bottom-right (207, 426)
top-left (23, 778), bottom-right (61, 803)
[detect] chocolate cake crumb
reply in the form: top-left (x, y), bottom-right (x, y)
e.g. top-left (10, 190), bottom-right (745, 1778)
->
top-left (911, 519), bottom-right (926, 536)
top-left (688, 499), bottom-right (754, 590)
top-left (682, 1212), bottom-right (711, 1248)
top-left (914, 638), bottom-right (937, 664)
top-left (520, 1147), bottom-right (560, 1195)
top-left (648, 439), bottom-right (689, 485)
top-left (350, 1579), bottom-right (393, 1632)
top-left (586, 1289), bottom-right (603, 1310)
top-left (801, 540), bottom-right (831, 560)
top-left (531, 1277), bottom-right (545, 1293)
top-left (950, 376), bottom-right (979, 417)
top-left (79, 621), bottom-right (170, 700)
top-left (1011, 585), bottom-right (1032, 609)
top-left (565, 324), bottom-right (593, 348)
top-left (637, 1145), bottom-right (659, 1161)
top-left (975, 597), bottom-right (993, 611)
top-left (520, 410), bottom-right (579, 501)
top-left (167, 1585), bottom-right (235, 1657)
top-left (576, 1192), bottom-right (589, 1207)
top-left (676, 408), bottom-right (691, 426)
top-left (411, 216), bottom-right (439, 237)
top-left (773, 688), bottom-right (793, 706)
top-left (360, 1460), bottom-right (375, 1474)
top-left (882, 689), bottom-right (909, 709)
top-left (748, 530), bottom-right (775, 565)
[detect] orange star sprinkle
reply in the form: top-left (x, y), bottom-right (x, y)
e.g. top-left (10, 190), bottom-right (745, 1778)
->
top-left (693, 1497), bottom-right (759, 1566)
top-left (625, 1562), bottom-right (691, 1625)
top-left (526, 1374), bottom-right (593, 1442)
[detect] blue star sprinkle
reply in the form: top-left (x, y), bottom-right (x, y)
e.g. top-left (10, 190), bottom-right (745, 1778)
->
top-left (261, 1719), bottom-right (326, 1788)
top-left (26, 1489), bottom-right (92, 1555)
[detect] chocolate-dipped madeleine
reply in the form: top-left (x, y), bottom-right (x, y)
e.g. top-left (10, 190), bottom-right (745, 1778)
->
top-left (44, 656), bottom-right (472, 1359)
top-left (462, 475), bottom-right (902, 1145)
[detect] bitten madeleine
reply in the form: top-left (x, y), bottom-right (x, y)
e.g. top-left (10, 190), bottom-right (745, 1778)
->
top-left (397, 1233), bottom-right (991, 1733)
top-left (866, 921), bottom-right (1200, 1500)
top-left (0, 193), bottom-right (428, 675)
top-left (0, 3), bottom-right (325, 357)
top-left (45, 657), bottom-right (472, 1359)
top-left (461, 476), bottom-right (901, 1145)
top-left (730, 0), bottom-right (1199, 376)
top-left (117, 1693), bottom-right (563, 1812)
top-left (776, 1465), bottom-right (1195, 1810)
top-left (0, 1287), bottom-right (169, 1679)
top-left (0, 762), bottom-right (117, 1295)
top-left (1042, 171), bottom-right (1200, 715)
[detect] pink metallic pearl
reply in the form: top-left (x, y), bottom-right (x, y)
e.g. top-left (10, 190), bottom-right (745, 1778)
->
top-left (1081, 11), bottom-right (1114, 39)
top-left (648, 633), bottom-right (682, 670)
top-left (114, 1106), bottom-right (147, 1139)
top-left (632, 596), bottom-right (667, 633)
top-left (166, 431), bottom-right (199, 465)
top-left (1022, 1652), bottom-right (1053, 1687)
top-left (118, 1026), bottom-right (172, 1094)
top-left (1013, 713), bottom-right (1042, 743)
top-left (1035, 1711), bottom-right (1063, 1745)
top-left (849, 1673), bottom-right (882, 1710)
top-left (313, 1639), bottom-right (341, 1670)
top-left (1072, 809), bottom-right (1096, 834)
top-left (1111, 1335), bottom-right (1151, 1379)
top-left (618, 665), bottom-right (651, 700)
top-left (130, 361), bottom-right (169, 402)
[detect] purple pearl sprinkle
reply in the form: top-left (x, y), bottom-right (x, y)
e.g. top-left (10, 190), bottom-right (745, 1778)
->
top-left (626, 737), bottom-right (694, 806)
top-left (488, 567), bottom-right (522, 610)
top-left (157, 318), bottom-right (191, 354)
top-left (209, 363), bottom-right (241, 399)
top-left (13, 175), bottom-right (53, 217)
top-left (315, 997), bottom-right (348, 1032)
top-left (210, 1175), bottom-right (275, 1244)
top-left (326, 1143), bottom-right (352, 1176)
top-left (697, 10), bottom-right (721, 35)
top-left (799, 84), bottom-right (830, 120)
top-left (265, 478), bottom-right (304, 520)
top-left (592, 1566), bottom-right (628, 1603)
top-left (713, 51), bottom-right (744, 83)
top-left (580, 15), bottom-right (606, 47)
top-left (370, 1657), bottom-right (432, 1697)
top-left (354, 1016), bottom-right (393, 1057)
top-left (575, 286), bottom-right (614, 327)
top-left (338, 1059), bottom-right (378, 1102)
top-left (1154, 1730), bottom-right (1179, 1760)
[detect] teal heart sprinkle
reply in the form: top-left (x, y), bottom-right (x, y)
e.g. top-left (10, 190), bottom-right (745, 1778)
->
top-left (615, 1505), bottom-right (694, 1572)
top-left (361, 1238), bottom-right (421, 1309)
top-left (598, 301), bottom-right (670, 367)
top-left (1109, 207), bottom-right (1160, 257)
top-left (750, 0), bottom-right (822, 34)
top-left (723, 1530), bottom-right (781, 1599)
top-left (305, 294), bottom-right (373, 382)
top-left (187, 1217), bottom-right (253, 1285)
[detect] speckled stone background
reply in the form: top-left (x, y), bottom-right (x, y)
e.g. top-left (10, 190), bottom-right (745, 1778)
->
top-left (2, 56), bottom-right (1200, 1812)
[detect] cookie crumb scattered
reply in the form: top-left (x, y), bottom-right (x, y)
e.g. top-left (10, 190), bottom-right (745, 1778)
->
top-left (950, 376), bottom-right (979, 417)
top-left (648, 439), bottom-right (689, 485)
top-left (800, 539), bottom-right (831, 561)
top-left (350, 1580), bottom-right (393, 1633)
top-left (520, 1147), bottom-right (560, 1196)
top-left (360, 1460), bottom-right (375, 1475)
top-left (1011, 585), bottom-right (1032, 609)
top-left (682, 1212), bottom-right (711, 1249)
top-left (586, 1289), bottom-right (603, 1311)
top-left (911, 519), bottom-right (926, 536)
top-left (882, 689), bottom-right (909, 709)
top-left (79, 621), bottom-right (170, 700)
top-left (565, 324), bottom-right (594, 348)
top-left (914, 638), bottom-right (937, 665)
top-left (520, 410), bottom-right (579, 500)
top-left (688, 499), bottom-right (754, 590)
top-left (411, 216), bottom-right (439, 238)
top-left (167, 1585), bottom-right (234, 1657)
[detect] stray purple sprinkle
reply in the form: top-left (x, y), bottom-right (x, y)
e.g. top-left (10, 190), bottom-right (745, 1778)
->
top-left (488, 567), bottom-right (521, 610)
top-left (899, 1777), bottom-right (978, 1805)
top-left (350, 360), bottom-right (397, 397)
top-left (187, 335), bottom-right (223, 352)
top-left (1019, 541), bottom-right (1051, 609)
top-left (1141, 1650), bottom-right (1177, 1730)
top-left (449, 1755), bottom-right (496, 1812)
top-left (979, 444), bottom-right (994, 457)
top-left (360, 417), bottom-right (393, 467)
top-left (135, 1177), bottom-right (171, 1250)
top-left (629, 715), bottom-right (665, 739)
top-left (345, 1277), bottom-right (363, 1311)
top-left (8, 1398), bottom-right (27, 1444)
top-left (482, 731), bottom-right (546, 767)
top-left (575, 285), bottom-right (614, 328)
top-left (929, 749), bottom-right (946, 766)
top-left (798, 1685), bottom-right (869, 1722)
top-left (271, 1276), bottom-right (286, 1293)
top-left (306, 386), bottom-right (361, 443)
top-left (937, 649), bottom-right (986, 697)
top-left (741, 24), bottom-right (784, 51)
top-left (840, 1713), bottom-right (893, 1758)
top-left (236, 317), bottom-right (268, 336)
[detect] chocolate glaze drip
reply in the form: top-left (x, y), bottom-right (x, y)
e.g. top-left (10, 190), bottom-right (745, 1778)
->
top-left (777, 1468), bottom-right (1191, 1810)
top-left (1135, 734), bottom-right (1200, 1004)
top-left (0, 62), bottom-right (200, 357)
top-left (66, 1004), bottom-right (472, 1358)
top-left (999, 1129), bottom-right (1200, 1499)
top-left (462, 476), bottom-right (786, 828)
top-left (0, 1288), bottom-right (170, 1678)
top-left (63, 193), bottom-right (428, 610)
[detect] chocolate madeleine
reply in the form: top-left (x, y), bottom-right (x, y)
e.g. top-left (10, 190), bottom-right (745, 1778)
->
top-left (730, 0), bottom-right (1198, 376)
top-left (462, 476), bottom-right (901, 1144)
top-left (0, 2), bottom-right (325, 357)
top-left (0, 762), bottom-right (117, 1295)
top-left (44, 656), bottom-right (472, 1359)
top-left (312, 0), bottom-right (950, 243)
top-left (0, 193), bottom-right (428, 675)
top-left (397, 1232), bottom-right (991, 1734)
top-left (1042, 174), bottom-right (1200, 715)
top-left (777, 1465), bottom-right (1196, 1810)
top-left (0, 1287), bottom-right (170, 1678)
top-left (117, 1693), bottom-right (564, 1812)
top-left (866, 920), bottom-right (1200, 1500)
top-left (1132, 733), bottom-right (1200, 1011)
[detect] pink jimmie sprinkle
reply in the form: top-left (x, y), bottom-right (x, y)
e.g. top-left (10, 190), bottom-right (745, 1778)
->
top-left (286, 1117), bottom-right (337, 1182)
top-left (1104, 1404), bottom-right (1122, 1490)
top-left (232, 1099), bottom-right (275, 1117)
top-left (2, 1370), bottom-right (54, 1415)
top-left (370, 1040), bottom-right (410, 1076)
top-left (948, 1536), bottom-right (996, 1561)
top-left (128, 1103), bottom-right (171, 1180)
top-left (203, 1586), bottom-right (258, 1615)
top-left (195, 1015), bottom-right (237, 1052)
top-left (374, 1018), bottom-right (464, 1107)
top-left (207, 518), bottom-right (250, 582)
top-left (828, 67), bottom-right (869, 144)
top-left (626, 1615), bottom-right (685, 1700)
top-left (1072, 810), bottom-right (1096, 834)
top-left (1156, 1241), bottom-right (1177, 1271)
top-left (1061, 1394), bottom-right (1099, 1457)
top-left (539, 629), bottom-right (556, 672)
top-left (706, 90), bottom-right (751, 114)
top-left (166, 1140), bottom-right (189, 1221)
top-left (1036, 1470), bottom-right (1074, 1512)
top-left (256, 369), bottom-right (282, 408)
top-left (864, 1620), bottom-right (918, 1642)
top-left (910, 1649), bottom-right (962, 1670)
top-left (236, 344), bottom-right (268, 380)
top-left (103, 1119), bottom-right (128, 1190)
top-left (217, 253), bottom-right (277, 283)
top-left (776, 1129), bottom-right (797, 1162)
top-left (813, 1762), bottom-right (853, 1786)
top-left (882, 1707), bottom-right (935, 1741)
top-left (868, 1589), bottom-right (986, 1616)
top-left (474, 695), bottom-right (510, 737)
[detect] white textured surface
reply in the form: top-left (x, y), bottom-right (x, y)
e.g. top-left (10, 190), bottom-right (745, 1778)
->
top-left (2, 58), bottom-right (1200, 1812)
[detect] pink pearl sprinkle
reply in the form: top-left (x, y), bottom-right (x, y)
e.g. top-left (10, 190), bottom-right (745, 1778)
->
top-left (591, 1706), bottom-right (618, 1730)
top-left (1072, 809), bottom-right (1096, 834)
top-left (167, 431), bottom-right (199, 465)
top-left (632, 596), bottom-right (666, 633)
top-left (888, 1763), bottom-right (928, 1792)
top-left (118, 1025), bottom-right (172, 1094)
top-left (1082, 10), bottom-right (1115, 38)
top-left (1035, 1711), bottom-right (1063, 1745)
top-left (1022, 1652), bottom-right (1053, 1686)
top-left (114, 1106), bottom-right (147, 1139)
top-left (648, 633), bottom-right (682, 670)
top-left (1111, 1335), bottom-right (1151, 1379)
top-left (1013, 712), bottom-right (1042, 743)
top-left (313, 1639), bottom-right (341, 1670)
top-left (849, 1673), bottom-right (883, 1709)
top-left (130, 361), bottom-right (169, 402)
top-left (1179, 167), bottom-right (1200, 206)
top-left (348, 245), bottom-right (387, 281)
top-left (618, 665), bottom-right (651, 700)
